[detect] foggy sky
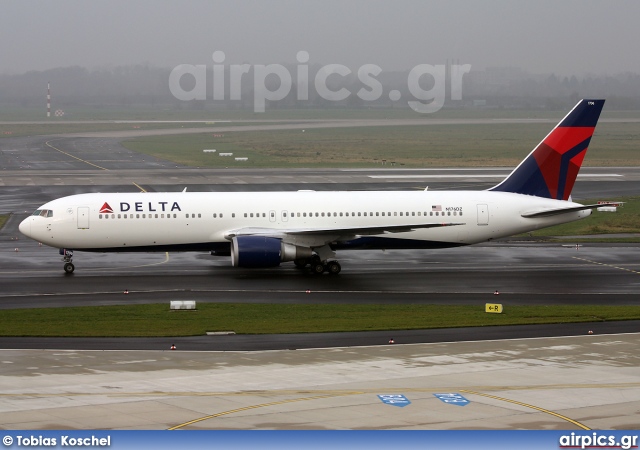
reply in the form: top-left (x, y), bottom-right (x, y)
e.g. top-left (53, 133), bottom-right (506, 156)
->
top-left (2, 0), bottom-right (639, 76)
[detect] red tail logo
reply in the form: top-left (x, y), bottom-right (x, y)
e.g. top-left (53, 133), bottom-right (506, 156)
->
top-left (100, 202), bottom-right (113, 213)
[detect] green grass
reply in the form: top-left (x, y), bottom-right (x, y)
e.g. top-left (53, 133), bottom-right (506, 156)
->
top-left (121, 121), bottom-right (640, 168)
top-left (0, 214), bottom-right (7, 230)
top-left (523, 197), bottom-right (640, 240)
top-left (1, 303), bottom-right (639, 337)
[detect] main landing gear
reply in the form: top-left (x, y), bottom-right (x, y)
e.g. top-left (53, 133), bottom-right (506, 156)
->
top-left (294, 255), bottom-right (341, 275)
top-left (60, 248), bottom-right (74, 274)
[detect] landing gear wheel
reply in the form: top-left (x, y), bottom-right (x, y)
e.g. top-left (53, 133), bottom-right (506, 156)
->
top-left (311, 262), bottom-right (326, 274)
top-left (326, 261), bottom-right (341, 275)
top-left (63, 262), bottom-right (75, 274)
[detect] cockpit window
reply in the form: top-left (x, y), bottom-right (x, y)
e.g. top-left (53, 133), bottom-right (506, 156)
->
top-left (32, 209), bottom-right (53, 217)
top-left (32, 210), bottom-right (42, 216)
top-left (46, 210), bottom-right (53, 217)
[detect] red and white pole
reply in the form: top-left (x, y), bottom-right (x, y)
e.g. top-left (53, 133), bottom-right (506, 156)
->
top-left (47, 82), bottom-right (51, 118)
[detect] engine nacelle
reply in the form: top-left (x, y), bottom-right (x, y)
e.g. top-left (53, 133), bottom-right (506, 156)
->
top-left (231, 236), bottom-right (313, 268)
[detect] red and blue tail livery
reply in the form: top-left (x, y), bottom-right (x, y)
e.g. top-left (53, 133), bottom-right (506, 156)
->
top-left (490, 99), bottom-right (605, 200)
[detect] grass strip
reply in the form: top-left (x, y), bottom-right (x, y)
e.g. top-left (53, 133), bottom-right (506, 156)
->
top-left (1, 304), bottom-right (639, 337)
top-left (121, 121), bottom-right (640, 168)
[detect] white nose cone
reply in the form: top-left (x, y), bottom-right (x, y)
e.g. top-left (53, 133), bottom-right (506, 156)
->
top-left (19, 217), bottom-right (31, 238)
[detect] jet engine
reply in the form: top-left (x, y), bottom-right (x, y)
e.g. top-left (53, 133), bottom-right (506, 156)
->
top-left (231, 236), bottom-right (313, 268)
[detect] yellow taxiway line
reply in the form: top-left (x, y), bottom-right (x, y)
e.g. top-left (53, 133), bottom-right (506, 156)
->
top-left (45, 140), bottom-right (109, 171)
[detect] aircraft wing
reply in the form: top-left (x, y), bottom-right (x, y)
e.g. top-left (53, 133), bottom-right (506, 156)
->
top-left (521, 203), bottom-right (618, 218)
top-left (224, 222), bottom-right (464, 247)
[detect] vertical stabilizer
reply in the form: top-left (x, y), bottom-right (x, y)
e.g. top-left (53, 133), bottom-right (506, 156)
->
top-left (490, 99), bottom-right (605, 200)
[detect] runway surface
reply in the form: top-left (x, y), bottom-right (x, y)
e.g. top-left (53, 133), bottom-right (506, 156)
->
top-left (1, 334), bottom-right (639, 430)
top-left (0, 127), bottom-right (639, 430)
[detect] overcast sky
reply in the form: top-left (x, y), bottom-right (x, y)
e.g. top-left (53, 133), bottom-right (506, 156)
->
top-left (1, 0), bottom-right (639, 76)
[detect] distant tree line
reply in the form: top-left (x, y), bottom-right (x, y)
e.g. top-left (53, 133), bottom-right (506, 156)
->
top-left (1, 64), bottom-right (639, 111)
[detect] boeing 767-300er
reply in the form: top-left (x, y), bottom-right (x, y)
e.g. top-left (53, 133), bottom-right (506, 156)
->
top-left (20, 99), bottom-right (608, 275)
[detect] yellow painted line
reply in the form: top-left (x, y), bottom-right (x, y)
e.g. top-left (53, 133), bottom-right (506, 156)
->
top-left (45, 140), bottom-right (109, 171)
top-left (132, 182), bottom-right (147, 193)
top-left (167, 392), bottom-right (364, 430)
top-left (460, 389), bottom-right (590, 430)
top-left (573, 256), bottom-right (640, 275)
top-left (126, 252), bottom-right (170, 269)
top-left (3, 383), bottom-right (639, 400)
top-left (0, 253), bottom-right (170, 275)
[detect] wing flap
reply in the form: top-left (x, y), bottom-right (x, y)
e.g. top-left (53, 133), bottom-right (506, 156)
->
top-left (224, 222), bottom-right (465, 240)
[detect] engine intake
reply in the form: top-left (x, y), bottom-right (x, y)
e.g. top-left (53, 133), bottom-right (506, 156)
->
top-left (231, 236), bottom-right (313, 268)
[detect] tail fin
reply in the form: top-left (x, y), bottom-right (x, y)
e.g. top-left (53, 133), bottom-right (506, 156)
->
top-left (490, 99), bottom-right (605, 200)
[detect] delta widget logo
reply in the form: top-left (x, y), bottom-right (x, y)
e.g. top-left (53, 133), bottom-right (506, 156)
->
top-left (100, 202), bottom-right (113, 214)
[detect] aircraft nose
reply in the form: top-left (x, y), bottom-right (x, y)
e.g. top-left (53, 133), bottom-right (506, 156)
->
top-left (19, 216), bottom-right (31, 237)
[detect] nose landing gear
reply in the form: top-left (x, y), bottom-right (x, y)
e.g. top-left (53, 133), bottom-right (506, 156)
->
top-left (60, 249), bottom-right (75, 274)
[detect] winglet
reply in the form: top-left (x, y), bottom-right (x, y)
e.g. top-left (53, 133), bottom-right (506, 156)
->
top-left (490, 99), bottom-right (605, 200)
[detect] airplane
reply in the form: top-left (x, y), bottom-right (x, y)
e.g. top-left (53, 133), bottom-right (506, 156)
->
top-left (19, 99), bottom-right (609, 275)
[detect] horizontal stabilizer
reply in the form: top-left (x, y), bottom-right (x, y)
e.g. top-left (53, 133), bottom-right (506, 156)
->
top-left (521, 203), bottom-right (618, 218)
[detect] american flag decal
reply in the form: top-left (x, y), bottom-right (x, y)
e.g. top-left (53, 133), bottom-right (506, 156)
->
top-left (432, 205), bottom-right (442, 212)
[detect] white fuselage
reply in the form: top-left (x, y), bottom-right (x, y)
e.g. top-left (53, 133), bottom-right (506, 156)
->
top-left (19, 190), bottom-right (591, 252)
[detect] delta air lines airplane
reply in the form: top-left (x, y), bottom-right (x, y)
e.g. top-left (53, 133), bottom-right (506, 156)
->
top-left (19, 99), bottom-right (607, 275)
